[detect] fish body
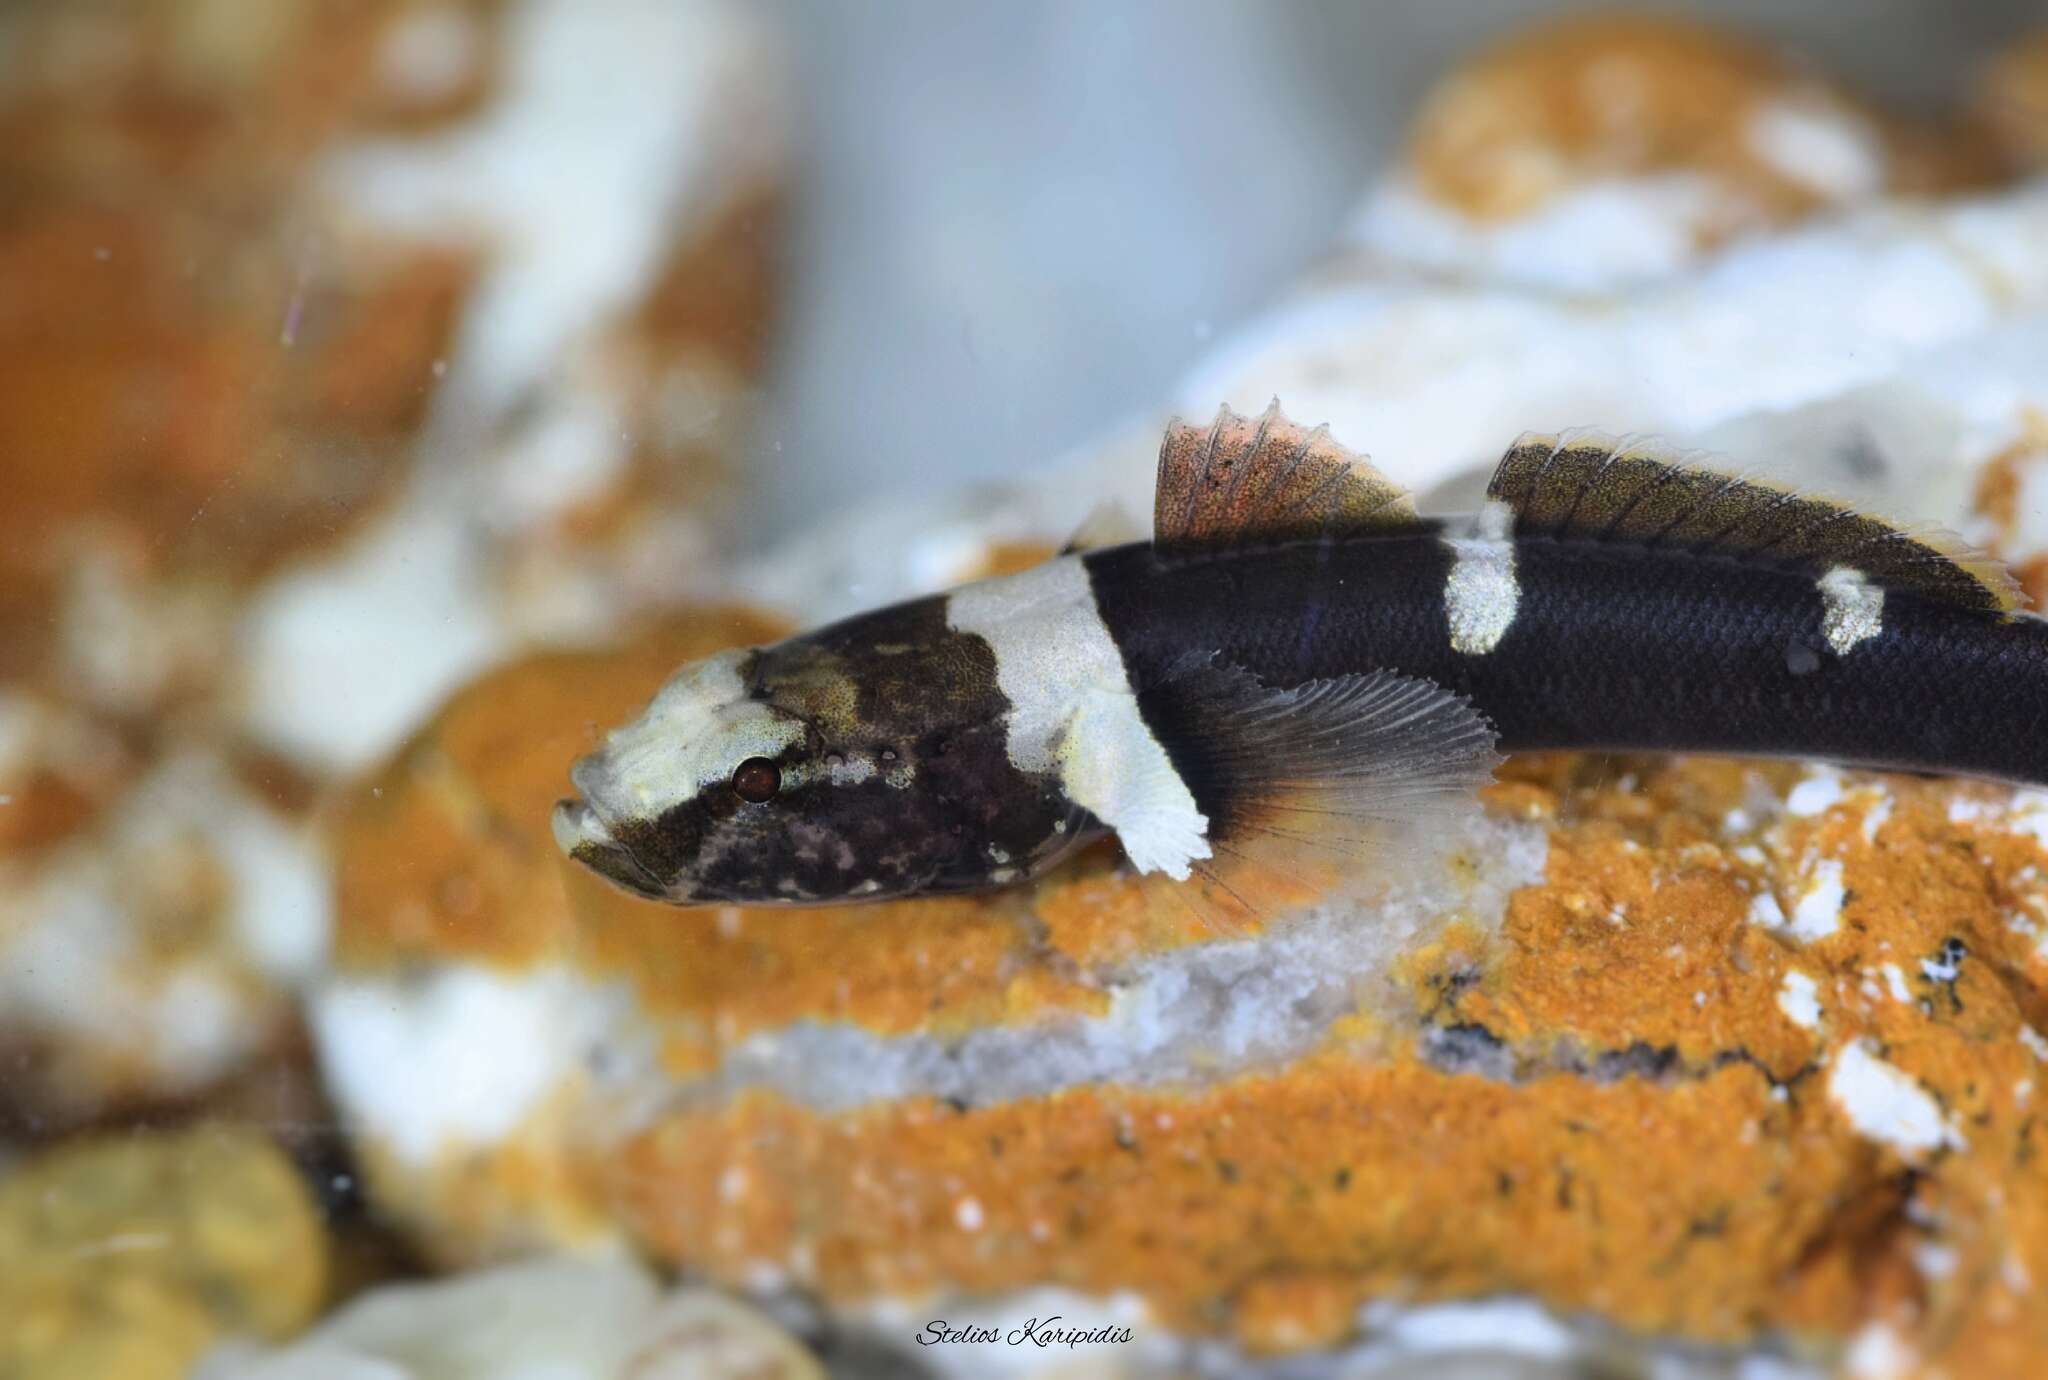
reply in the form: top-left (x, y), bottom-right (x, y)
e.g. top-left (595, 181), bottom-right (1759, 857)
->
top-left (1085, 526), bottom-right (2046, 781)
top-left (554, 407), bottom-right (2036, 908)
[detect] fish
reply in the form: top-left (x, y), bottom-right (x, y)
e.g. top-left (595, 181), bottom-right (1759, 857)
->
top-left (552, 402), bottom-right (2036, 910)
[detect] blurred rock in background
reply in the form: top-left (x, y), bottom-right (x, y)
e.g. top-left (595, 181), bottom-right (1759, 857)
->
top-left (0, 0), bottom-right (787, 1134)
top-left (761, 0), bottom-right (2044, 533)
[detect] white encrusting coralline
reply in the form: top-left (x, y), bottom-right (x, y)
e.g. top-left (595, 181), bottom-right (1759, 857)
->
top-left (316, 814), bottom-right (1548, 1180)
top-left (1183, 190), bottom-right (2048, 508)
top-left (739, 187), bottom-right (2048, 627)
top-left (1785, 772), bottom-right (1845, 818)
top-left (1845, 1321), bottom-right (1919, 1380)
top-left (317, 0), bottom-right (785, 430)
top-left (311, 965), bottom-right (651, 1171)
top-left (708, 819), bottom-right (1546, 1113)
top-left (1950, 787), bottom-right (2048, 850)
top-left (1353, 174), bottom-right (1741, 294)
top-left (0, 752), bottom-right (329, 1110)
top-left (1778, 970), bottom-right (1823, 1030)
top-left (1787, 858), bottom-right (1847, 943)
top-left (1828, 1039), bottom-right (1964, 1159)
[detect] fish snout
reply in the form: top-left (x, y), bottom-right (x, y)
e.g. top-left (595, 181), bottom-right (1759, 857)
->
top-left (552, 796), bottom-right (668, 899)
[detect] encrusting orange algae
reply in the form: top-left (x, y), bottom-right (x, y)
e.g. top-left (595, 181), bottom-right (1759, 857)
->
top-left (589, 755), bottom-right (2048, 1368)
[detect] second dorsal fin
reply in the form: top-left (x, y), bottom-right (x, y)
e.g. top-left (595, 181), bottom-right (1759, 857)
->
top-left (1154, 402), bottom-right (1418, 554)
top-left (1489, 432), bottom-right (2025, 614)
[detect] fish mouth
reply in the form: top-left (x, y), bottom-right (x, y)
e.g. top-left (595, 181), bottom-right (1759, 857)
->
top-left (551, 796), bottom-right (667, 900)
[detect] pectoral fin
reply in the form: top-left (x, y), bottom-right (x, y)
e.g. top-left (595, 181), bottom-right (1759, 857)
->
top-left (1077, 656), bottom-right (1500, 928)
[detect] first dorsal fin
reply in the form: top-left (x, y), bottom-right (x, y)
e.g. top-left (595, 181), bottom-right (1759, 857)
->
top-left (1489, 431), bottom-right (2025, 614)
top-left (1154, 402), bottom-right (1418, 554)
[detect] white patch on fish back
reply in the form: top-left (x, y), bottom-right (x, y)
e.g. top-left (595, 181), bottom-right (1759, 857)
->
top-left (947, 557), bottom-right (1209, 880)
top-left (1819, 565), bottom-right (1884, 654)
top-left (580, 649), bottom-right (801, 818)
top-left (1444, 500), bottom-right (1520, 656)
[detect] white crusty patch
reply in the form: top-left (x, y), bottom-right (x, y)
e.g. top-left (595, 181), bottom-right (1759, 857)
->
top-left (1745, 98), bottom-right (1885, 202)
top-left (1819, 565), bottom-right (1884, 654)
top-left (1444, 500), bottom-right (1520, 655)
top-left (1778, 970), bottom-right (1823, 1030)
top-left (947, 557), bottom-right (1209, 880)
top-left (1828, 1039), bottom-right (1962, 1159)
top-left (1788, 857), bottom-right (1846, 943)
top-left (583, 649), bottom-right (800, 818)
top-left (310, 965), bottom-right (633, 1169)
top-left (1845, 1321), bottom-right (1917, 1380)
top-left (1786, 770), bottom-right (1843, 818)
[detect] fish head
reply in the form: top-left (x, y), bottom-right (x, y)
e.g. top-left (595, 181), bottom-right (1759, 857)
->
top-left (552, 602), bottom-right (1097, 905)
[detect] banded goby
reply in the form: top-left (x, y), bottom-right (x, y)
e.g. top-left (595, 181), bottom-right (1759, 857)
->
top-left (555, 403), bottom-right (2040, 917)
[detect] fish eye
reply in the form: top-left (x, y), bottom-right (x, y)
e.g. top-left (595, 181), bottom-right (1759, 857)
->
top-left (731, 757), bottom-right (780, 803)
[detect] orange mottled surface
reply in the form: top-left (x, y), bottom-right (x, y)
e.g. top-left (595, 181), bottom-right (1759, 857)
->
top-left (1404, 13), bottom-right (1993, 228)
top-left (0, 1), bottom-right (488, 691)
top-left (1977, 28), bottom-right (2048, 171)
top-left (594, 755), bottom-right (2048, 1370)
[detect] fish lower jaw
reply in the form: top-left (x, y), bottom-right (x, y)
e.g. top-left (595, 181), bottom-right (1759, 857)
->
top-left (551, 796), bottom-right (616, 856)
top-left (552, 797), bottom-right (669, 901)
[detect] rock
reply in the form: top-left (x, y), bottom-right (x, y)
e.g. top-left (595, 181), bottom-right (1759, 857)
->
top-left (244, 0), bottom-right (792, 776)
top-left (1352, 13), bottom-right (1998, 292)
top-left (0, 747), bottom-right (329, 1127)
top-left (602, 757), bottom-right (2048, 1374)
top-left (299, 15), bottom-right (2048, 1378)
top-left (308, 607), bottom-right (787, 1263)
top-left (0, 1125), bottom-right (327, 1380)
top-left (0, 0), bottom-right (476, 715)
top-left (0, 0), bottom-right (791, 1126)
top-left (1978, 29), bottom-right (2048, 173)
top-left (195, 1258), bottom-right (823, 1380)
top-left (315, 578), bottom-right (2048, 1372)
